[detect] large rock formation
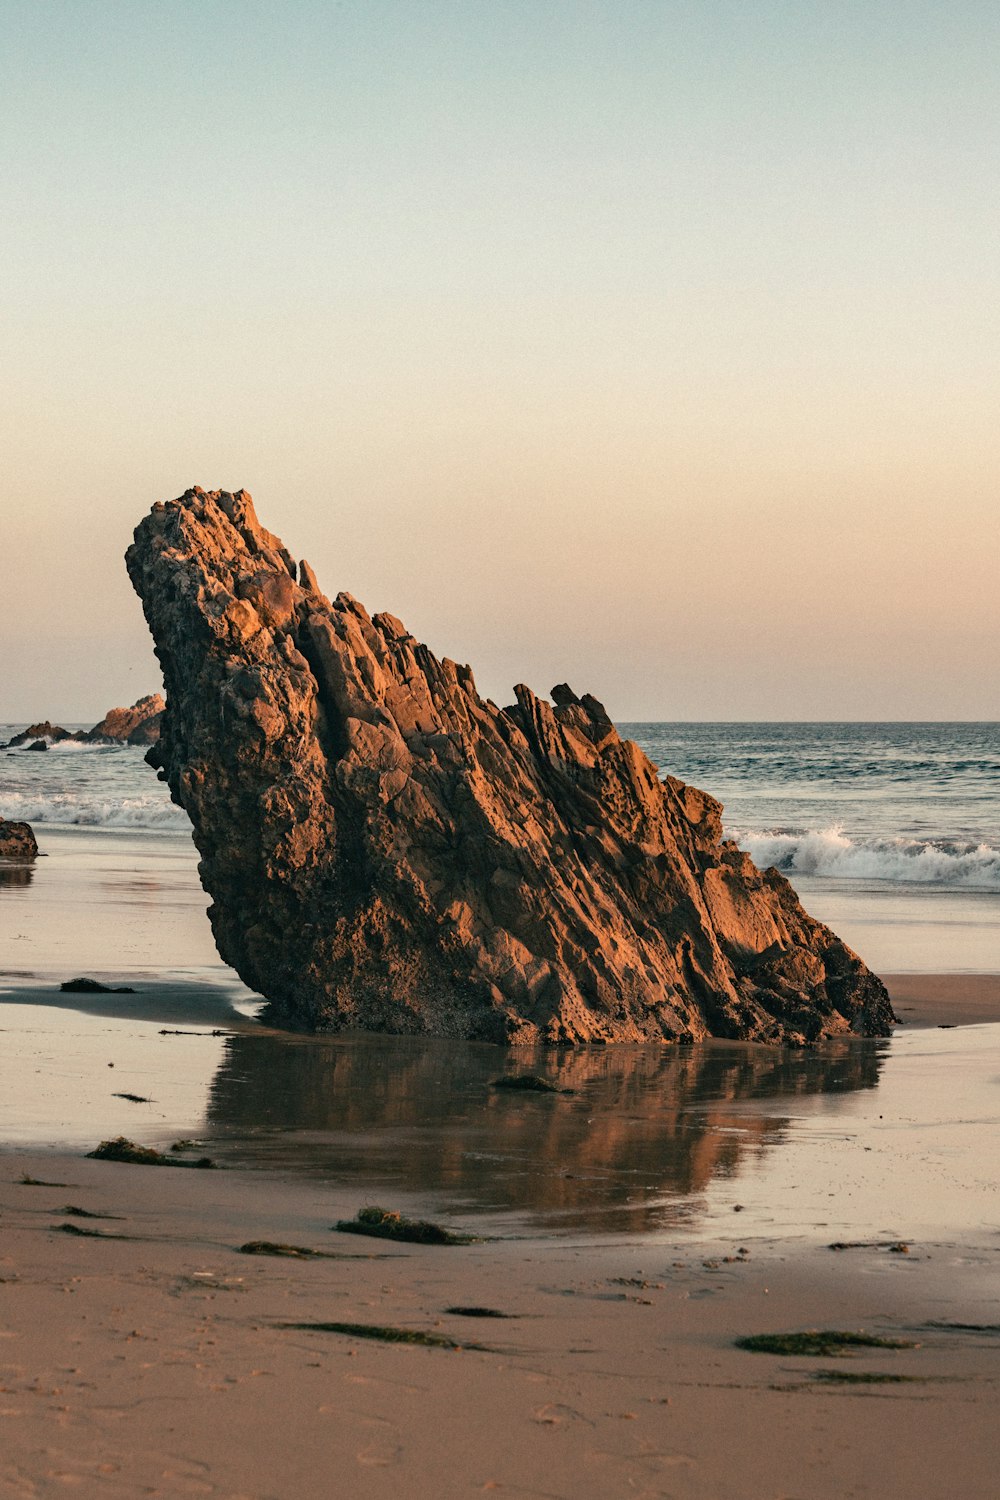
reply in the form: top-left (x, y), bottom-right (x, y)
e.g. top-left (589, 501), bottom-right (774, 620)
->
top-left (127, 487), bottom-right (894, 1046)
top-left (87, 694), bottom-right (165, 745)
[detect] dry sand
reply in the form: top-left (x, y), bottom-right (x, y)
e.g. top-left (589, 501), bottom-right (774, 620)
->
top-left (2, 1142), bottom-right (998, 1500)
top-left (3, 974), bottom-right (998, 1498)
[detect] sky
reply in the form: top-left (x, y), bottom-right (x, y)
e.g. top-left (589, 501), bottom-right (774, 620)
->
top-left (1, 0), bottom-right (997, 722)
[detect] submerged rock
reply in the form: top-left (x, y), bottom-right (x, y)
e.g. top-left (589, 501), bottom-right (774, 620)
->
top-left (126, 487), bottom-right (894, 1045)
top-left (0, 819), bottom-right (38, 858)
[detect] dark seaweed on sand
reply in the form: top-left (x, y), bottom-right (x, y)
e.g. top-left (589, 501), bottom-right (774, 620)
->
top-left (55, 1222), bottom-right (130, 1240)
top-left (335, 1205), bottom-right (476, 1245)
top-left (445, 1306), bottom-right (515, 1319)
top-left (490, 1074), bottom-right (572, 1094)
top-left (239, 1240), bottom-right (329, 1259)
top-left (55, 1205), bottom-right (123, 1219)
top-left (736, 1330), bottom-right (917, 1357)
top-left (87, 1136), bottom-right (216, 1169)
top-left (279, 1320), bottom-right (489, 1350)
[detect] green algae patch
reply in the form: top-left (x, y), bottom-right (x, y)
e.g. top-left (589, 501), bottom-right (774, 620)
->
top-left (736, 1330), bottom-right (917, 1357)
top-left (491, 1074), bottom-right (571, 1094)
top-left (280, 1320), bottom-right (490, 1350)
top-left (86, 1137), bottom-right (216, 1169)
top-left (335, 1206), bottom-right (476, 1245)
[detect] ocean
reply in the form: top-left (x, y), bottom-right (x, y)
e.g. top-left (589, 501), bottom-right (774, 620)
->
top-left (1, 720), bottom-right (997, 1241)
top-left (2, 720), bottom-right (996, 972)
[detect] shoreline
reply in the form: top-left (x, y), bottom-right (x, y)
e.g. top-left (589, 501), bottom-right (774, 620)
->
top-left (884, 972), bottom-right (1000, 1028)
top-left (2, 1146), bottom-right (998, 1499)
top-left (3, 971), bottom-right (1000, 1033)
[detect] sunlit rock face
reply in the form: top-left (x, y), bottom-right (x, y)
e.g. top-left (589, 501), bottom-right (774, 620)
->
top-left (126, 488), bottom-right (894, 1045)
top-left (88, 694), bottom-right (165, 745)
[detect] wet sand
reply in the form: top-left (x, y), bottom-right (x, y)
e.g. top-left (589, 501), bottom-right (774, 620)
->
top-left (2, 975), bottom-right (999, 1496)
top-left (2, 1148), bottom-right (998, 1500)
top-left (6, 970), bottom-right (999, 1033)
top-left (885, 972), bottom-right (1000, 1028)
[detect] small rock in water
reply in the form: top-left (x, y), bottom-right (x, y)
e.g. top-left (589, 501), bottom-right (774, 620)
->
top-left (60, 978), bottom-right (137, 994)
top-left (0, 819), bottom-right (38, 859)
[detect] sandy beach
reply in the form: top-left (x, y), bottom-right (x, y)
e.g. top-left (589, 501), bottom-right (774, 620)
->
top-left (2, 977), bottom-right (998, 1499)
top-left (2, 1139), bottom-right (998, 1500)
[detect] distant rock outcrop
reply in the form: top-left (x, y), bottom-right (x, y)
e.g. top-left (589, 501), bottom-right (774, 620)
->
top-left (3, 696), bottom-right (164, 750)
top-left (87, 694), bottom-right (165, 745)
top-left (5, 721), bottom-right (73, 748)
top-left (126, 487), bottom-right (894, 1045)
top-left (0, 819), bottom-right (38, 858)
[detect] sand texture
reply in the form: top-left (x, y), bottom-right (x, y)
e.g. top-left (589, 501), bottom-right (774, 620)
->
top-left (2, 1148), bottom-right (999, 1500)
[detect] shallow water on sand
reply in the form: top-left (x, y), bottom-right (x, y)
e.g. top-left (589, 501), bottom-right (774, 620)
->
top-left (1, 725), bottom-right (997, 1245)
top-left (2, 986), bottom-right (998, 1246)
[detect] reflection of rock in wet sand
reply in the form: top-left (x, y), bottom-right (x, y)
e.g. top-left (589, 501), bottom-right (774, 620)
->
top-left (0, 859), bottom-right (35, 889)
top-left (207, 1036), bottom-right (884, 1231)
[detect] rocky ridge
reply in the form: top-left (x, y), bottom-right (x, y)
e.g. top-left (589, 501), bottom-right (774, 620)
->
top-left (3, 695), bottom-right (164, 749)
top-left (126, 487), bottom-right (894, 1045)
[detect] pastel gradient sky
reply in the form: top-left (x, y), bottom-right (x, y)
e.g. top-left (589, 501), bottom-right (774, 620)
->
top-left (2, 1), bottom-right (997, 721)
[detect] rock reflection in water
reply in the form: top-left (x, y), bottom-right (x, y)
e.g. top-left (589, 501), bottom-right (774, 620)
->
top-left (0, 860), bottom-right (35, 890)
top-left (206, 1036), bottom-right (884, 1234)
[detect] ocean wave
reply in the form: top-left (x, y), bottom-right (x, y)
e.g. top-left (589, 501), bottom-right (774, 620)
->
top-left (737, 827), bottom-right (1000, 890)
top-left (0, 792), bottom-right (189, 830)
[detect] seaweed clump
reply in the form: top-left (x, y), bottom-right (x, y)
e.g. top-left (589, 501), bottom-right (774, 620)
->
top-left (279, 1320), bottom-right (489, 1350)
top-left (239, 1241), bottom-right (328, 1259)
top-left (491, 1074), bottom-right (571, 1094)
top-left (86, 1136), bottom-right (216, 1169)
top-left (736, 1330), bottom-right (917, 1357)
top-left (335, 1205), bottom-right (475, 1245)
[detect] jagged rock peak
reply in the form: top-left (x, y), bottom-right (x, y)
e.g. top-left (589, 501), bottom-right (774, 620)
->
top-left (126, 487), bottom-right (894, 1045)
top-left (88, 694), bottom-right (166, 745)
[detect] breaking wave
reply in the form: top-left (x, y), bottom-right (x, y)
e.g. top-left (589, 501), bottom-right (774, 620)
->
top-left (0, 791), bottom-right (189, 830)
top-left (737, 826), bottom-right (1000, 891)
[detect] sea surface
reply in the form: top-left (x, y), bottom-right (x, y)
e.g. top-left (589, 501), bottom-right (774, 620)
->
top-left (1, 720), bottom-right (997, 1242)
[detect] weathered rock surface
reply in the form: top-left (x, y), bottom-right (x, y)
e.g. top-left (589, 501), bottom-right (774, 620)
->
top-left (0, 819), bottom-right (38, 859)
top-left (87, 694), bottom-right (165, 745)
top-left (5, 721), bottom-right (73, 748)
top-left (126, 487), bottom-right (894, 1045)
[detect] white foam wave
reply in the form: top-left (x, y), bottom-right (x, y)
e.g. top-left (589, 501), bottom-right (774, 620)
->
top-left (737, 826), bottom-right (1000, 890)
top-left (0, 792), bottom-right (188, 830)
